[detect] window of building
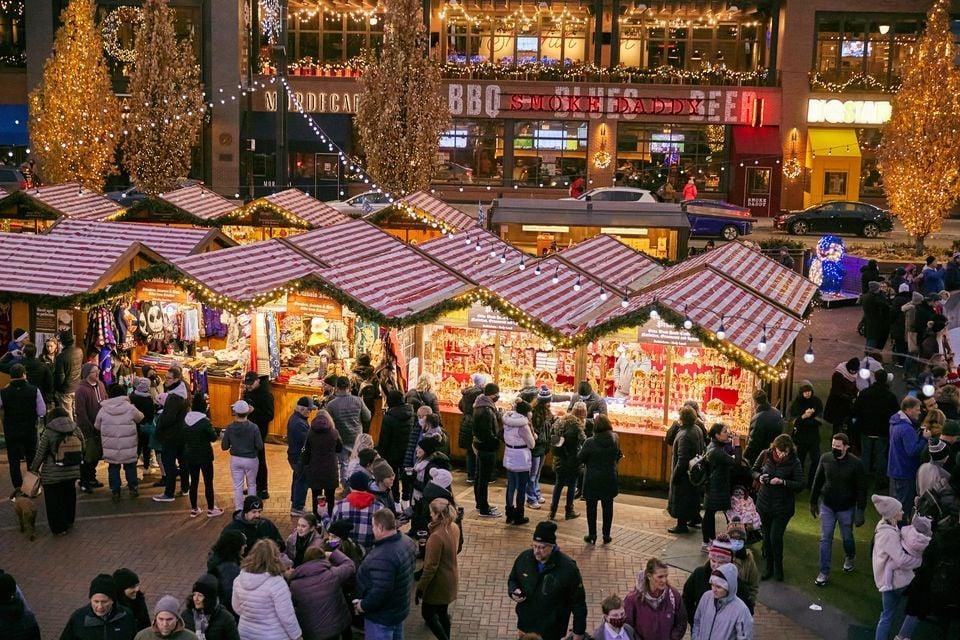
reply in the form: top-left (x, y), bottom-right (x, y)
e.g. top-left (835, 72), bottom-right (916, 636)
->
top-left (513, 120), bottom-right (588, 186)
top-left (857, 128), bottom-right (884, 197)
top-left (437, 119), bottom-right (504, 185)
top-left (0, 4), bottom-right (24, 68)
top-left (615, 124), bottom-right (725, 193)
top-left (618, 19), bottom-right (762, 71)
top-left (286, 8), bottom-right (383, 65)
top-left (824, 171), bottom-right (848, 196)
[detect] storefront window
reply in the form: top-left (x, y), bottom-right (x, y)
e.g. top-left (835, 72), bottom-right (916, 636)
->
top-left (857, 128), bottom-right (884, 197)
top-left (286, 8), bottom-right (383, 65)
top-left (437, 119), bottom-right (504, 185)
top-left (619, 20), bottom-right (761, 71)
top-left (824, 171), bottom-right (848, 196)
top-left (615, 124), bottom-right (725, 193)
top-left (513, 120), bottom-right (588, 186)
top-left (0, 4), bottom-right (24, 68)
top-left (443, 9), bottom-right (591, 66)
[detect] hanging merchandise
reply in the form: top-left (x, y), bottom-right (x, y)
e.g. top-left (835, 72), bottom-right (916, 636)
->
top-left (354, 318), bottom-right (379, 358)
top-left (266, 311), bottom-right (280, 379)
top-left (203, 306), bottom-right (227, 338)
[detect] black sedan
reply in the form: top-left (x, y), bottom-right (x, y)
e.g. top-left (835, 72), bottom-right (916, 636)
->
top-left (774, 201), bottom-right (894, 238)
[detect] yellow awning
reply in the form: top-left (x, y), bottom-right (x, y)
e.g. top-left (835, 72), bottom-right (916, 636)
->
top-left (807, 128), bottom-right (861, 158)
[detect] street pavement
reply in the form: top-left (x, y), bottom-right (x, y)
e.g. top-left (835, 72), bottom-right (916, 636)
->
top-left (718, 216), bottom-right (960, 251)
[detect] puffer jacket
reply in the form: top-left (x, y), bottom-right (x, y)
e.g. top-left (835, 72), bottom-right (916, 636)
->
top-left (356, 531), bottom-right (418, 626)
top-left (326, 392), bottom-right (371, 450)
top-left (289, 550), bottom-right (356, 640)
top-left (502, 411), bottom-right (534, 472)
top-left (888, 410), bottom-right (927, 480)
top-left (182, 411), bottom-right (218, 464)
top-left (378, 403), bottom-right (415, 466)
top-left (472, 394), bottom-right (502, 452)
top-left (231, 571), bottom-right (302, 640)
top-left (691, 563), bottom-right (753, 640)
top-left (703, 440), bottom-right (739, 512)
top-left (94, 395), bottom-right (144, 464)
top-left (872, 520), bottom-right (924, 591)
top-left (624, 584), bottom-right (686, 640)
top-left (60, 603), bottom-right (138, 640)
top-left (29, 414), bottom-right (83, 484)
top-left (752, 448), bottom-right (804, 518)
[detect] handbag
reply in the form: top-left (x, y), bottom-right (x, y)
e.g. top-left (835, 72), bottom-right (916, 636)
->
top-left (21, 470), bottom-right (42, 498)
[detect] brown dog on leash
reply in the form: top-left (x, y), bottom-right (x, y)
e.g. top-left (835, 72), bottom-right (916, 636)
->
top-left (14, 496), bottom-right (36, 541)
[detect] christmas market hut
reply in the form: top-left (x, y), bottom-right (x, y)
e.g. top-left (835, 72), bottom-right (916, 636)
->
top-left (0, 183), bottom-right (124, 233)
top-left (44, 218), bottom-right (235, 258)
top-left (238, 188), bottom-right (350, 242)
top-left (364, 190), bottom-right (475, 244)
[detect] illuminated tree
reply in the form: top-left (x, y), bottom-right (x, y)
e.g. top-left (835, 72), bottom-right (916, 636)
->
top-left (28, 0), bottom-right (120, 191)
top-left (122, 0), bottom-right (205, 196)
top-left (355, 0), bottom-right (448, 196)
top-left (878, 0), bottom-right (960, 255)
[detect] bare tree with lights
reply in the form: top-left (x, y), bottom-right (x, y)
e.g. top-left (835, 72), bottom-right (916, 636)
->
top-left (122, 0), bottom-right (205, 196)
top-left (878, 0), bottom-right (960, 255)
top-left (28, 0), bottom-right (120, 191)
top-left (355, 0), bottom-right (449, 196)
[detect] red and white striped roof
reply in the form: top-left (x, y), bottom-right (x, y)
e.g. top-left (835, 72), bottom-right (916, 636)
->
top-left (289, 219), bottom-right (402, 266)
top-left (252, 189), bottom-right (349, 228)
top-left (0, 233), bottom-right (155, 297)
top-left (558, 235), bottom-right (664, 293)
top-left (45, 219), bottom-right (230, 259)
top-left (397, 192), bottom-right (475, 231)
top-left (174, 240), bottom-right (317, 301)
top-left (418, 227), bottom-right (524, 282)
top-left (160, 185), bottom-right (239, 221)
top-left (12, 183), bottom-right (122, 221)
top-left (317, 244), bottom-right (472, 319)
top-left (665, 241), bottom-right (817, 315)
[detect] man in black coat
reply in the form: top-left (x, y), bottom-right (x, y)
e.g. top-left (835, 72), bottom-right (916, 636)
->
top-left (20, 344), bottom-right (53, 404)
top-left (458, 373), bottom-right (486, 483)
top-left (243, 372), bottom-right (275, 500)
top-left (744, 390), bottom-right (783, 465)
top-left (888, 283), bottom-right (913, 367)
top-left (472, 382), bottom-right (503, 518)
top-left (851, 370), bottom-right (899, 487)
top-left (53, 330), bottom-right (82, 419)
top-left (861, 281), bottom-right (891, 351)
top-left (223, 495), bottom-right (285, 551)
top-left (508, 521), bottom-right (587, 640)
top-left (1, 363), bottom-right (46, 498)
top-left (60, 574), bottom-right (137, 640)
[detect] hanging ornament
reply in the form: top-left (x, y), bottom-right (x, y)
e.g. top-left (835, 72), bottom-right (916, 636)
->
top-left (260, 0), bottom-right (282, 44)
top-left (782, 156), bottom-right (802, 180)
top-left (102, 6), bottom-right (143, 63)
top-left (592, 126), bottom-right (612, 169)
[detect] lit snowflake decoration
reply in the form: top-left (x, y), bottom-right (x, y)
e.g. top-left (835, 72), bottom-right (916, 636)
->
top-left (260, 0), bottom-right (281, 44)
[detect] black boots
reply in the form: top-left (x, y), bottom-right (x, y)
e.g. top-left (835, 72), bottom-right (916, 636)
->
top-left (505, 505), bottom-right (515, 524)
top-left (774, 560), bottom-right (785, 582)
top-left (506, 505), bottom-right (529, 525)
top-left (761, 559), bottom-right (774, 581)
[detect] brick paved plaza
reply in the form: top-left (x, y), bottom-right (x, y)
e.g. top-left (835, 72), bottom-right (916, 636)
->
top-left (0, 443), bottom-right (823, 639)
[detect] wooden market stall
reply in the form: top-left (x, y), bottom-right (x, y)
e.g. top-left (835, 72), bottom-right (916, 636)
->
top-left (44, 218), bottom-right (236, 258)
top-left (364, 191), bottom-right (475, 244)
top-left (0, 183), bottom-right (123, 233)
top-left (240, 188), bottom-right (349, 241)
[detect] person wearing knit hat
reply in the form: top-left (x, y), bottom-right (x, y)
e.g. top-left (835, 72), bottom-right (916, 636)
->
top-left (132, 595), bottom-right (194, 640)
top-left (113, 568), bottom-right (150, 631)
top-left (871, 493), bottom-right (919, 640)
top-left (872, 494), bottom-right (903, 522)
top-left (61, 573), bottom-right (139, 640)
top-left (789, 379), bottom-right (824, 490)
top-left (508, 520), bottom-right (587, 640)
top-left (328, 470), bottom-right (382, 549)
top-left (472, 381), bottom-right (504, 518)
top-left (183, 574), bottom-right (238, 640)
top-left (429, 467), bottom-right (453, 490)
top-left (74, 361), bottom-right (106, 493)
top-left (526, 388), bottom-right (554, 511)
top-left (369, 459), bottom-right (399, 515)
top-left (222, 494), bottom-right (286, 556)
top-left (0, 572), bottom-right (40, 640)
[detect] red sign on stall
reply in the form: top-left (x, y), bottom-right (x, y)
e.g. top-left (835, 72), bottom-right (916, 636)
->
top-left (287, 292), bottom-right (342, 319)
top-left (137, 282), bottom-right (191, 304)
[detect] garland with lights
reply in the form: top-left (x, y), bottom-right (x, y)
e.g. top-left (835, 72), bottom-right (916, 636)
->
top-left (0, 189), bottom-right (73, 220)
top-left (364, 201), bottom-right (459, 234)
top-left (101, 6), bottom-right (143, 63)
top-left (232, 200), bottom-right (314, 229)
top-left (111, 198), bottom-right (225, 226)
top-left (809, 70), bottom-right (899, 93)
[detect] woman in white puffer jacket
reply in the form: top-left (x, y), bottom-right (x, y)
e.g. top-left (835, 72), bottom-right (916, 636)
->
top-left (871, 494), bottom-right (923, 640)
top-left (232, 539), bottom-right (303, 640)
top-left (94, 383), bottom-right (144, 501)
top-left (502, 400), bottom-right (536, 526)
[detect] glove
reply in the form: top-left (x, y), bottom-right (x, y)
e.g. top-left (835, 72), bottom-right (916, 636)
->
top-left (415, 590), bottom-right (422, 605)
top-left (855, 511), bottom-right (865, 527)
top-left (809, 503), bottom-right (819, 519)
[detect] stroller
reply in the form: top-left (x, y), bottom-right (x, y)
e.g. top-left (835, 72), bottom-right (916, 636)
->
top-left (726, 485), bottom-right (763, 545)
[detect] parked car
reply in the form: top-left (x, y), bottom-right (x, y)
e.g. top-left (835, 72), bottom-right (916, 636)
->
top-left (682, 200), bottom-right (755, 240)
top-left (0, 165), bottom-right (28, 193)
top-left (105, 178), bottom-right (203, 206)
top-left (561, 186), bottom-right (657, 203)
top-left (774, 201), bottom-right (894, 237)
top-left (326, 190), bottom-right (392, 216)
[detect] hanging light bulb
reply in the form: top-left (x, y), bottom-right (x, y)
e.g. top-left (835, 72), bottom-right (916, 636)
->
top-left (758, 324), bottom-right (768, 352)
top-left (803, 336), bottom-right (815, 364)
top-left (649, 298), bottom-right (660, 320)
top-left (490, 247), bottom-right (498, 258)
top-left (599, 286), bottom-right (608, 301)
top-left (552, 266), bottom-right (560, 284)
top-left (500, 250), bottom-right (507, 264)
top-left (621, 295), bottom-right (630, 309)
top-left (534, 263), bottom-right (542, 276)
top-left (518, 256), bottom-right (526, 271)
top-left (716, 315), bottom-right (726, 340)
top-left (573, 275), bottom-right (582, 292)
top-left (683, 305), bottom-right (692, 330)
top-left (465, 234), bottom-right (472, 245)
top-left (475, 242), bottom-right (482, 253)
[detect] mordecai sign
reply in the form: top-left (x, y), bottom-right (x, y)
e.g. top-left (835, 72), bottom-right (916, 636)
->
top-left (806, 98), bottom-right (892, 125)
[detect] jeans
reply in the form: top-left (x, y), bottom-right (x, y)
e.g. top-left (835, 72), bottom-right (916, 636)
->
top-left (107, 462), bottom-right (138, 492)
top-left (290, 461), bottom-right (308, 510)
top-left (364, 620), bottom-right (403, 640)
top-left (338, 447), bottom-right (352, 490)
top-left (188, 461), bottom-right (215, 510)
top-left (526, 455), bottom-right (544, 504)
top-left (161, 445), bottom-right (188, 498)
top-left (550, 471), bottom-right (577, 515)
top-left (818, 504), bottom-right (855, 574)
top-left (586, 496), bottom-right (614, 540)
top-left (876, 587), bottom-right (906, 640)
top-left (898, 615), bottom-right (920, 640)
top-left (506, 470), bottom-right (530, 513)
top-left (890, 477), bottom-right (916, 525)
top-left (866, 336), bottom-right (887, 351)
top-left (862, 437), bottom-right (889, 478)
top-left (474, 450), bottom-right (495, 512)
top-left (422, 602), bottom-right (451, 640)
top-left (230, 456), bottom-right (258, 510)
top-left (465, 447), bottom-right (476, 481)
top-left (760, 512), bottom-right (792, 571)
top-left (796, 441), bottom-right (820, 489)
top-left (43, 480), bottom-right (77, 534)
top-left (6, 434), bottom-right (36, 490)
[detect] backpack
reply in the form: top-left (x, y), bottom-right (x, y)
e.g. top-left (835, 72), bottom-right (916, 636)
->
top-left (688, 453), bottom-right (709, 487)
top-left (53, 431), bottom-right (83, 466)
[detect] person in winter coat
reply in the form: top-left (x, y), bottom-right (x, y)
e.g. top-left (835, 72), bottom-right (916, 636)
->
top-left (579, 415), bottom-right (623, 544)
top-left (789, 380), bottom-right (824, 489)
top-left (75, 362), bottom-right (106, 493)
top-left (862, 281), bottom-right (891, 351)
top-left (378, 390), bottom-right (416, 502)
top-left (231, 539), bottom-right (302, 640)
top-left (95, 383), bottom-right (143, 502)
top-left (327, 376), bottom-right (372, 491)
top-left (240, 372), bottom-right (274, 500)
top-left (1, 363), bottom-right (45, 499)
top-left (889, 284), bottom-right (913, 366)
top-left (508, 521), bottom-right (588, 640)
top-left (221, 400), bottom-right (264, 511)
top-left (472, 382), bottom-right (503, 518)
top-left (725, 525), bottom-right (760, 613)
top-left (206, 531), bottom-right (245, 617)
top-left (668, 407), bottom-right (705, 534)
top-left (284, 514), bottom-right (324, 568)
top-left (861, 259), bottom-right (882, 294)
top-left (28, 407), bottom-right (81, 534)
top-left (752, 434), bottom-right (804, 581)
top-left (888, 396), bottom-right (927, 524)
top-left (567, 380), bottom-right (607, 418)
top-left (527, 387), bottom-right (554, 509)
top-left (130, 378), bottom-right (157, 471)
top-left (417, 499), bottom-right (460, 640)
top-left (503, 401), bottom-right (536, 525)
top-left (691, 564), bottom-right (752, 640)
top-left (330, 470), bottom-right (383, 549)
top-left (701, 423), bottom-right (741, 548)
top-left (550, 412), bottom-right (586, 521)
top-left (53, 329), bottom-right (82, 419)
top-left (403, 408), bottom-right (446, 482)
top-left (682, 538), bottom-right (756, 619)
top-left (624, 558), bottom-right (686, 640)
top-left (945, 252), bottom-right (960, 291)
top-left (289, 546), bottom-right (355, 640)
top-left (458, 373), bottom-right (486, 483)
top-left (682, 177), bottom-right (698, 201)
top-left (593, 594), bottom-right (635, 640)
top-left (182, 392), bottom-right (222, 517)
top-left (743, 390), bottom-right (783, 465)
top-left (154, 390), bottom-right (190, 502)
top-left (21, 343), bottom-right (53, 405)
top-left (852, 370), bottom-right (899, 488)
top-left (113, 568), bottom-right (150, 632)
top-left (133, 595), bottom-right (197, 640)
top-left (355, 509), bottom-right (419, 638)
top-left (0, 572), bottom-right (39, 640)
top-left (824, 358), bottom-right (860, 434)
top-left (224, 495), bottom-right (285, 553)
top-left (405, 373), bottom-right (440, 415)
top-left (60, 574), bottom-right (138, 640)
top-left (921, 255), bottom-right (946, 295)
top-left (302, 409), bottom-right (342, 518)
top-left (182, 574), bottom-right (239, 640)
top-left (286, 396), bottom-right (314, 518)
top-left (871, 495), bottom-right (923, 640)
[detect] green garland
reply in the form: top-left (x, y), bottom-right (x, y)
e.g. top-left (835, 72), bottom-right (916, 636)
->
top-left (114, 198), bottom-right (226, 227)
top-left (0, 190), bottom-right (69, 220)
